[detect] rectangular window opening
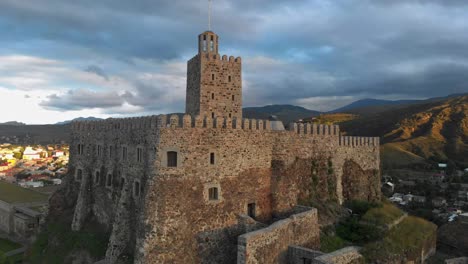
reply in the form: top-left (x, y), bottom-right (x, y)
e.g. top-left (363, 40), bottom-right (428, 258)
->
top-left (134, 181), bottom-right (141, 197)
top-left (232, 95), bottom-right (235, 101)
top-left (106, 174), bottom-right (112, 187)
top-left (77, 144), bottom-right (84, 155)
top-left (211, 93), bottom-right (215, 100)
top-left (210, 153), bottom-right (215, 165)
top-left (228, 76), bottom-right (232, 82)
top-left (167, 151), bottom-right (178, 167)
top-left (137, 148), bottom-right (143, 163)
top-left (211, 74), bottom-right (215, 81)
top-left (95, 171), bottom-right (100, 185)
top-left (121, 177), bottom-right (125, 190)
top-left (109, 146), bottom-right (113, 158)
top-left (209, 187), bottom-right (219, 201)
top-left (122, 147), bottom-right (127, 160)
top-left (76, 169), bottom-right (83, 181)
top-left (248, 203), bottom-right (256, 218)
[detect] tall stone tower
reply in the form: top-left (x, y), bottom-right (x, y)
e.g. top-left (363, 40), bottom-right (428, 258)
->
top-left (185, 31), bottom-right (242, 119)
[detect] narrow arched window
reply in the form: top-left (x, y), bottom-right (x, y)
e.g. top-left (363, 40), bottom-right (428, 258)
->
top-left (76, 169), bottom-right (83, 181)
top-left (212, 93), bottom-right (215, 100)
top-left (106, 174), bottom-right (112, 187)
top-left (167, 151), bottom-right (178, 167)
top-left (137, 147), bottom-right (143, 163)
top-left (134, 181), bottom-right (141, 197)
top-left (95, 171), bottom-right (100, 185)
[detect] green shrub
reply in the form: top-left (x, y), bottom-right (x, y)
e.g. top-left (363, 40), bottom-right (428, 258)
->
top-left (25, 223), bottom-right (109, 264)
top-left (336, 216), bottom-right (383, 244)
top-left (345, 200), bottom-right (382, 216)
top-left (362, 202), bottom-right (404, 226)
top-left (320, 234), bottom-right (350, 253)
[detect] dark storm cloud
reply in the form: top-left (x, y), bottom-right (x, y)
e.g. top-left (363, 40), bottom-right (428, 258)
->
top-left (1, 0), bottom-right (467, 113)
top-left (41, 89), bottom-right (124, 110)
top-left (85, 65), bottom-right (109, 80)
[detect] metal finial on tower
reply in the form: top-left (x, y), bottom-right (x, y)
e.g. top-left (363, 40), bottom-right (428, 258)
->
top-left (208, 0), bottom-right (212, 31)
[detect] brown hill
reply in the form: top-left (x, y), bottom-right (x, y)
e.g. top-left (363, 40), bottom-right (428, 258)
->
top-left (340, 95), bottom-right (468, 167)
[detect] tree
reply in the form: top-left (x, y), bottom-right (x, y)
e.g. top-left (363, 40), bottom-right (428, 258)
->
top-left (13, 152), bottom-right (22, 160)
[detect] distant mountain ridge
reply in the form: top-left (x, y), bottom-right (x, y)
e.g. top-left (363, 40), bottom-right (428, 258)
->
top-left (243, 104), bottom-right (321, 125)
top-left (55, 117), bottom-right (103, 125)
top-left (331, 98), bottom-right (420, 113)
top-left (0, 121), bottom-right (26, 126)
top-left (341, 95), bottom-right (468, 167)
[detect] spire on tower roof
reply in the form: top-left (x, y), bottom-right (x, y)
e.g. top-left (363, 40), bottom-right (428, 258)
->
top-left (208, 0), bottom-right (212, 31)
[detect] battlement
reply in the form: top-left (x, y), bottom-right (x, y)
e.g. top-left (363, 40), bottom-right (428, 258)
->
top-left (70, 116), bottom-right (160, 131)
top-left (71, 114), bottom-right (271, 132)
top-left (288, 123), bottom-right (341, 136)
top-left (201, 53), bottom-right (242, 64)
top-left (339, 136), bottom-right (380, 147)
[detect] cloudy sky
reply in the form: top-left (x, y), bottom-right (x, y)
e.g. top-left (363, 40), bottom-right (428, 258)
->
top-left (1, 0), bottom-right (467, 124)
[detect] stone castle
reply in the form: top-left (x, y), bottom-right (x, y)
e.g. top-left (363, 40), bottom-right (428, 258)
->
top-left (67, 30), bottom-right (381, 264)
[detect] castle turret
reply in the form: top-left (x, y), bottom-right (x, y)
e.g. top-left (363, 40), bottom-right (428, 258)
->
top-left (198, 31), bottom-right (219, 54)
top-left (186, 31), bottom-right (242, 120)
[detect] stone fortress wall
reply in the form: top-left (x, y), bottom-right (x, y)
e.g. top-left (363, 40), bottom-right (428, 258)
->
top-left (69, 114), bottom-right (380, 263)
top-left (66, 27), bottom-right (381, 264)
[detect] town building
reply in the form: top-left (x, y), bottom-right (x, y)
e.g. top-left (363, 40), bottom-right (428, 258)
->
top-left (22, 147), bottom-right (41, 161)
top-left (67, 30), bottom-right (381, 264)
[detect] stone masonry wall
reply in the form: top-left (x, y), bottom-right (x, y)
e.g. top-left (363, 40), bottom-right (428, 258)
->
top-left (135, 115), bottom-right (275, 264)
top-left (237, 207), bottom-right (320, 264)
top-left (69, 116), bottom-right (161, 262)
top-left (186, 53), bottom-right (242, 120)
top-left (69, 115), bottom-right (380, 264)
top-left (199, 53), bottom-right (242, 119)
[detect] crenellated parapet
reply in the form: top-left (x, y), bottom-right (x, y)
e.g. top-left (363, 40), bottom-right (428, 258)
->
top-left (71, 115), bottom-right (161, 132)
top-left (160, 115), bottom-right (271, 131)
top-left (202, 53), bottom-right (242, 65)
top-left (71, 114), bottom-right (272, 132)
top-left (339, 136), bottom-right (380, 147)
top-left (288, 123), bottom-right (341, 136)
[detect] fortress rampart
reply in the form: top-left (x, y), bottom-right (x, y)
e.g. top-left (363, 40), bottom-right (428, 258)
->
top-left (62, 29), bottom-right (382, 264)
top-left (68, 114), bottom-right (380, 263)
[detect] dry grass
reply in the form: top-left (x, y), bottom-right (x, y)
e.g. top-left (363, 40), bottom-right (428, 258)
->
top-left (0, 181), bottom-right (48, 204)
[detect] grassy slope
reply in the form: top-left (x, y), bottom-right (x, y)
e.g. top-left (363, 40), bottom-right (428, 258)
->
top-left (0, 181), bottom-right (48, 204)
top-left (26, 222), bottom-right (109, 264)
top-left (362, 216), bottom-right (437, 262)
top-left (380, 143), bottom-right (426, 167)
top-left (0, 238), bottom-right (21, 254)
top-left (0, 238), bottom-right (22, 264)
